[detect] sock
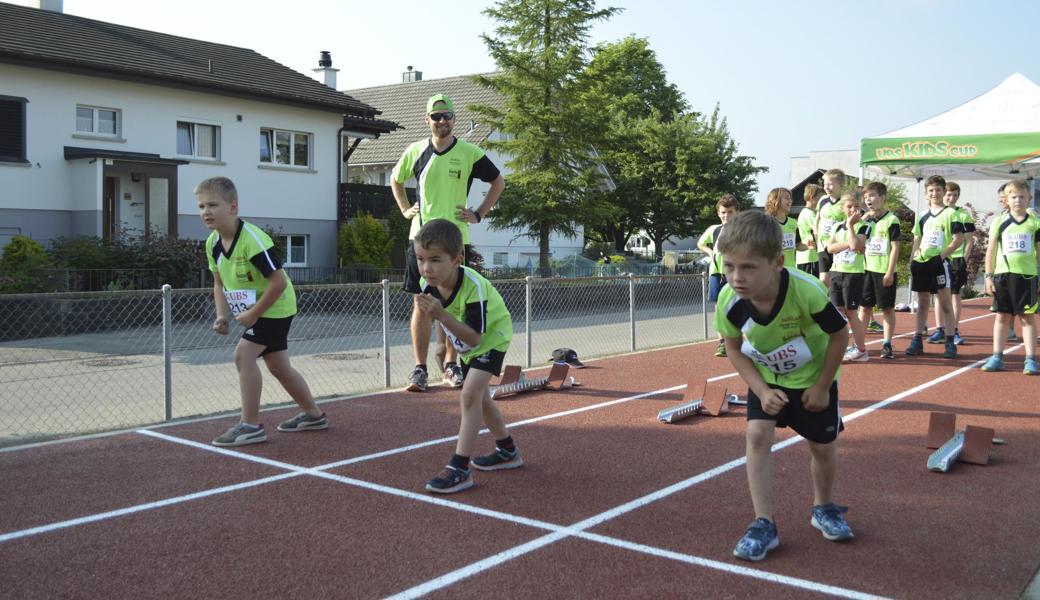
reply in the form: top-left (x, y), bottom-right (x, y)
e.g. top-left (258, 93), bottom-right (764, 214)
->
top-left (416, 364), bottom-right (427, 373)
top-left (496, 436), bottom-right (516, 453)
top-left (444, 361), bottom-right (457, 369)
top-left (946, 336), bottom-right (954, 343)
top-left (993, 352), bottom-right (1003, 359)
top-left (449, 454), bottom-right (470, 471)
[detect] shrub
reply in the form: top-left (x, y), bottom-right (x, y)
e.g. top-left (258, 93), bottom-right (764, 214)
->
top-left (338, 212), bottom-right (392, 268)
top-left (0, 236), bottom-right (54, 293)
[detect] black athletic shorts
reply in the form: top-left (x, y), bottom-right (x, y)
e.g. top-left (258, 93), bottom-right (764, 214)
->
top-left (461, 348), bottom-right (507, 377)
top-left (910, 256), bottom-right (950, 294)
top-left (241, 316), bottom-right (293, 356)
top-left (829, 272), bottom-right (865, 310)
top-left (797, 262), bottom-right (820, 278)
top-left (948, 257), bottom-right (968, 294)
top-left (991, 273), bottom-right (1039, 315)
top-left (817, 250), bottom-right (834, 274)
top-left (747, 380), bottom-right (843, 444)
top-left (404, 242), bottom-right (474, 293)
top-left (862, 271), bottom-right (897, 309)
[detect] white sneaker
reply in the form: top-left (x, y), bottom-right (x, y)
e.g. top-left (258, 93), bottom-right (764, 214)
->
top-left (843, 347), bottom-right (869, 363)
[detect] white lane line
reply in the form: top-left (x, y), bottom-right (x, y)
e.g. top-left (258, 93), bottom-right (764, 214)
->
top-left (386, 348), bottom-right (1003, 599)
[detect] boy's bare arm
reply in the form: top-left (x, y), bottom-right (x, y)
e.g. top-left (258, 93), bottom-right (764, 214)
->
top-left (884, 240), bottom-right (900, 286)
top-left (415, 294), bottom-right (482, 349)
top-left (910, 235), bottom-right (922, 259)
top-left (983, 236), bottom-right (998, 295)
top-left (391, 179), bottom-right (418, 219)
top-left (803, 328), bottom-right (848, 412)
top-left (212, 272), bottom-right (230, 319)
top-left (848, 232), bottom-right (867, 254)
top-left (826, 237), bottom-right (849, 254)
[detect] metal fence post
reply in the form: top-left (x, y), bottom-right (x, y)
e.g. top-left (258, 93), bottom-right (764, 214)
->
top-left (629, 273), bottom-right (636, 351)
top-left (162, 284), bottom-right (173, 421)
top-left (382, 279), bottom-right (391, 388)
top-left (701, 273), bottom-right (709, 340)
top-left (525, 276), bottom-right (533, 368)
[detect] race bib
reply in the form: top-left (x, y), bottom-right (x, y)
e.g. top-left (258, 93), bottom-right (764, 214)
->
top-left (1003, 233), bottom-right (1031, 254)
top-left (865, 237), bottom-right (886, 256)
top-left (741, 336), bottom-right (813, 376)
top-left (820, 220), bottom-right (835, 238)
top-left (922, 230), bottom-right (944, 250)
top-left (223, 289), bottom-right (256, 316)
top-left (782, 232), bottom-right (796, 251)
top-left (439, 322), bottom-right (474, 353)
top-left (835, 249), bottom-right (857, 265)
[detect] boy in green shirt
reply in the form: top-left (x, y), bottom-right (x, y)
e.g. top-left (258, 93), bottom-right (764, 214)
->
top-left (906, 175), bottom-right (964, 359)
top-left (927, 182), bottom-right (976, 346)
top-left (197, 177), bottom-right (327, 447)
top-left (815, 169), bottom-right (848, 289)
top-left (797, 184), bottom-right (822, 277)
top-left (715, 211), bottom-right (854, 562)
top-left (698, 193), bottom-right (739, 357)
top-left (981, 179), bottom-right (1040, 375)
top-left (858, 182), bottom-right (902, 359)
top-left (827, 192), bottom-right (872, 362)
top-left (413, 219), bottom-right (521, 493)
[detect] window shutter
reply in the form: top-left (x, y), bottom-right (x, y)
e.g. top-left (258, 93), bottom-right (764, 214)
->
top-left (0, 99), bottom-right (26, 160)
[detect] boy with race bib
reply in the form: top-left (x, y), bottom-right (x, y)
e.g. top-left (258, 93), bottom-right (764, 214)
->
top-left (714, 211), bottom-right (854, 562)
top-left (796, 184), bottom-right (823, 277)
top-left (412, 219), bottom-right (521, 493)
top-left (827, 191), bottom-right (872, 362)
top-left (858, 182), bottom-right (902, 359)
top-left (906, 175), bottom-right (964, 359)
top-left (927, 182), bottom-right (976, 346)
top-left (980, 179), bottom-right (1040, 375)
top-left (764, 187), bottom-right (805, 268)
top-left (198, 177), bottom-right (327, 447)
top-left (814, 169), bottom-right (848, 289)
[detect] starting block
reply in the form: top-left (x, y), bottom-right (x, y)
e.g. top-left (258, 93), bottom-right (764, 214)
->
top-left (657, 378), bottom-right (743, 423)
top-left (490, 362), bottom-right (581, 400)
top-left (925, 411), bottom-right (1003, 473)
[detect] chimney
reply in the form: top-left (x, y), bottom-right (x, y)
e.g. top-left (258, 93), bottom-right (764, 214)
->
top-left (33, 0), bottom-right (63, 11)
top-left (312, 50), bottom-right (339, 90)
top-left (402, 66), bottom-right (423, 83)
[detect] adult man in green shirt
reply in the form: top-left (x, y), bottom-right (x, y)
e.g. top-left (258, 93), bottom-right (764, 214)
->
top-left (391, 94), bottom-right (505, 392)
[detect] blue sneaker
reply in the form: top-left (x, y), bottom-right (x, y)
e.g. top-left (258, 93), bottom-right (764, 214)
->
top-left (981, 355), bottom-right (1004, 372)
top-left (952, 331), bottom-right (966, 345)
top-left (905, 335), bottom-right (924, 356)
top-left (927, 327), bottom-right (946, 344)
top-left (943, 339), bottom-right (957, 359)
top-left (733, 518), bottom-right (778, 561)
top-left (810, 503), bottom-right (855, 541)
top-left (1024, 357), bottom-right (1039, 376)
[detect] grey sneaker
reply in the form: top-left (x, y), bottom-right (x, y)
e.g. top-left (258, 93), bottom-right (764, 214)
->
top-left (733, 517), bottom-right (779, 561)
top-left (471, 446), bottom-right (523, 471)
top-left (444, 363), bottom-right (465, 388)
top-left (810, 503), bottom-right (855, 541)
top-left (406, 366), bottom-right (428, 392)
top-left (277, 412), bottom-right (328, 432)
top-left (212, 422), bottom-right (266, 447)
top-left (425, 465), bottom-right (473, 494)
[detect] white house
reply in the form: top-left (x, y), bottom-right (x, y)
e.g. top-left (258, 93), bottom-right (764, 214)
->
top-left (0, 1), bottom-right (396, 269)
top-left (341, 70), bottom-right (583, 270)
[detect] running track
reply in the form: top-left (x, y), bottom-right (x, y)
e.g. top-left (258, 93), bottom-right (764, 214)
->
top-left (1, 301), bottom-right (1038, 599)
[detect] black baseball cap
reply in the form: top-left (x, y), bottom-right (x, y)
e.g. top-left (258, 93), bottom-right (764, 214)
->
top-left (550, 347), bottom-right (585, 368)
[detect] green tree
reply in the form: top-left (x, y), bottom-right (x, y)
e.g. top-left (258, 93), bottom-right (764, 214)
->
top-left (577, 36), bottom-right (688, 252)
top-left (337, 213), bottom-right (392, 268)
top-left (473, 0), bottom-right (620, 276)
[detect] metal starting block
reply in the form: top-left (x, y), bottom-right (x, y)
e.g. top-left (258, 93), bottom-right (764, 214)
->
top-left (657, 378), bottom-right (742, 423)
top-left (925, 411), bottom-right (1003, 473)
top-left (490, 362), bottom-right (581, 400)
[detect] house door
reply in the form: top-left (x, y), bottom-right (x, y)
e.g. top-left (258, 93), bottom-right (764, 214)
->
top-left (144, 165), bottom-right (178, 238)
top-left (103, 176), bottom-right (119, 240)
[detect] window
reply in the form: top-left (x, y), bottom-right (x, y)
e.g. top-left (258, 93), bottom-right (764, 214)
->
top-left (76, 105), bottom-right (120, 136)
top-left (493, 252), bottom-right (509, 266)
top-left (0, 96), bottom-right (28, 163)
top-left (281, 235), bottom-right (308, 266)
top-left (176, 121), bottom-right (219, 159)
top-left (260, 128), bottom-right (311, 167)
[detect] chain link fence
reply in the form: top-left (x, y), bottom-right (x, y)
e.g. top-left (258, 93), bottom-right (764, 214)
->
top-left (0, 274), bottom-right (711, 446)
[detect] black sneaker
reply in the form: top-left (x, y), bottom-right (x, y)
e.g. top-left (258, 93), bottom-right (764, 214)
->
top-left (905, 335), bottom-right (924, 356)
top-left (425, 465), bottom-right (473, 494)
top-left (943, 339), bottom-right (957, 359)
top-left (471, 447), bottom-right (523, 471)
top-left (212, 422), bottom-right (266, 447)
top-left (881, 342), bottom-right (894, 360)
top-left (277, 412), bottom-right (328, 432)
top-left (406, 367), bottom-right (428, 392)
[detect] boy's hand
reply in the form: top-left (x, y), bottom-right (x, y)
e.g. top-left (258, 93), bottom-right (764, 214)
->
top-left (802, 382), bottom-right (830, 412)
top-left (848, 211), bottom-right (862, 226)
top-left (883, 272), bottom-right (895, 287)
top-left (212, 316), bottom-right (229, 335)
top-left (401, 204), bottom-right (419, 219)
top-left (414, 293), bottom-right (443, 318)
top-left (759, 388), bottom-right (789, 416)
top-left (804, 235), bottom-right (815, 248)
top-left (235, 309), bottom-right (259, 329)
top-left (985, 276), bottom-right (996, 296)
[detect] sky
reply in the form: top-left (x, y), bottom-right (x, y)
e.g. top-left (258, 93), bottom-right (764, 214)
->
top-left (13, 0), bottom-right (1040, 203)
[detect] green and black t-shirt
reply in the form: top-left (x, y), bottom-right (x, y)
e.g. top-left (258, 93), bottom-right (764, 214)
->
top-left (778, 217), bottom-right (802, 268)
top-left (698, 224), bottom-right (725, 275)
top-left (392, 137), bottom-right (501, 244)
top-left (714, 268), bottom-right (846, 389)
top-left (989, 214), bottom-right (1040, 276)
top-left (830, 221), bottom-right (872, 274)
top-left (421, 265), bottom-right (513, 361)
top-left (864, 211), bottom-right (902, 274)
top-left (816, 196), bottom-right (845, 252)
top-left (206, 219), bottom-right (296, 318)
top-left (913, 207), bottom-right (965, 263)
top-left (949, 207), bottom-right (976, 260)
top-left (796, 206), bottom-right (818, 265)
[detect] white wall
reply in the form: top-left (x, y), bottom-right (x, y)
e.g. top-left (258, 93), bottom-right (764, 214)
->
top-left (0, 62), bottom-right (343, 224)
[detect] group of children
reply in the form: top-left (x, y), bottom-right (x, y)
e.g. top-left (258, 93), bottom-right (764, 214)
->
top-left (195, 165), bottom-right (1038, 563)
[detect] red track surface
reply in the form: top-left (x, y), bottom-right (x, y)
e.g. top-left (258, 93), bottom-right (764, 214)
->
top-left (1, 301), bottom-right (1038, 599)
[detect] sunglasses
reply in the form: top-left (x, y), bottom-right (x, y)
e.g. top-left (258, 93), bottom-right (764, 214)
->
top-left (429, 112), bottom-right (455, 122)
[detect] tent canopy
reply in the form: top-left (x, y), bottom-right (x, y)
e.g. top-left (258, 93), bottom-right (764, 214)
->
top-left (860, 73), bottom-right (1040, 180)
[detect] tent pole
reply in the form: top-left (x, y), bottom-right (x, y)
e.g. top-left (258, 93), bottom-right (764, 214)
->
top-left (859, 166), bottom-right (864, 185)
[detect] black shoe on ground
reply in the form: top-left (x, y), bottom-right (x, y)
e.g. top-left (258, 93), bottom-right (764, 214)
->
top-left (425, 465), bottom-right (473, 494)
top-left (277, 412), bottom-right (328, 432)
top-left (472, 447), bottom-right (523, 471)
top-left (881, 342), bottom-right (894, 360)
top-left (406, 367), bottom-right (428, 392)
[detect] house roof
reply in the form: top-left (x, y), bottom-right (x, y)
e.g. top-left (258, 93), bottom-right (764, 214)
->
top-left (0, 2), bottom-right (394, 132)
top-left (342, 72), bottom-right (505, 165)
